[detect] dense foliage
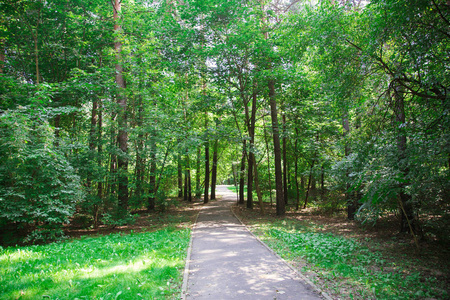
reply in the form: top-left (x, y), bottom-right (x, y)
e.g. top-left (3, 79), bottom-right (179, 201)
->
top-left (0, 0), bottom-right (448, 244)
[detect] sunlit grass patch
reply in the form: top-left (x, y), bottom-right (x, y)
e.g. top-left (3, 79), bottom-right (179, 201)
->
top-left (251, 220), bottom-right (447, 300)
top-left (0, 227), bottom-right (190, 299)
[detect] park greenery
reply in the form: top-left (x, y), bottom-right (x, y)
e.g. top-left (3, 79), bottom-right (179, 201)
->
top-left (0, 227), bottom-right (190, 299)
top-left (0, 0), bottom-right (448, 274)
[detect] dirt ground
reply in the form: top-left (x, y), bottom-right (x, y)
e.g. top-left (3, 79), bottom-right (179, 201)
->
top-left (65, 198), bottom-right (202, 239)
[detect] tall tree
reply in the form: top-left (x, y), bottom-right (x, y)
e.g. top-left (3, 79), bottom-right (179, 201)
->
top-left (113, 0), bottom-right (128, 216)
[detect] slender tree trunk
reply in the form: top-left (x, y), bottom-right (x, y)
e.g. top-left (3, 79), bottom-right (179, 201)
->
top-left (282, 114), bottom-right (288, 205)
top-left (253, 159), bottom-right (264, 213)
top-left (108, 116), bottom-right (117, 199)
top-left (304, 159), bottom-right (315, 209)
top-left (186, 153), bottom-right (192, 202)
top-left (247, 149), bottom-right (254, 209)
top-left (178, 153), bottom-right (183, 198)
top-left (211, 140), bottom-right (218, 200)
top-left (393, 85), bottom-right (415, 233)
top-left (268, 79), bottom-right (285, 216)
top-left (196, 147), bottom-right (202, 198)
top-left (114, 0), bottom-right (128, 216)
top-left (184, 169), bottom-right (188, 201)
top-left (295, 129), bottom-right (300, 210)
top-left (148, 137), bottom-right (156, 211)
top-left (263, 118), bottom-right (273, 206)
top-left (247, 86), bottom-right (258, 209)
top-left (204, 113), bottom-right (210, 204)
top-left (135, 97), bottom-right (144, 202)
top-left (88, 97), bottom-right (98, 225)
top-left (239, 140), bottom-right (246, 205)
top-left (95, 100), bottom-right (103, 229)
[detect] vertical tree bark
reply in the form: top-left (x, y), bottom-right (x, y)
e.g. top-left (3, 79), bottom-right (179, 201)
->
top-left (195, 147), bottom-right (202, 198)
top-left (185, 152), bottom-right (192, 202)
top-left (187, 162), bottom-right (192, 202)
top-left (247, 87), bottom-right (258, 209)
top-left (304, 158), bottom-right (315, 209)
top-left (282, 114), bottom-right (288, 205)
top-left (184, 149), bottom-right (192, 202)
top-left (239, 140), bottom-right (246, 205)
top-left (114, 0), bottom-right (128, 216)
top-left (178, 153), bottom-right (183, 198)
top-left (184, 169), bottom-right (188, 201)
top-left (211, 139), bottom-right (218, 200)
top-left (88, 97), bottom-right (99, 226)
top-left (393, 85), bottom-right (415, 233)
top-left (135, 97), bottom-right (144, 202)
top-left (263, 118), bottom-right (273, 205)
top-left (95, 99), bottom-right (103, 229)
top-left (148, 138), bottom-right (156, 211)
top-left (268, 79), bottom-right (285, 216)
top-left (204, 113), bottom-right (210, 204)
top-left (253, 159), bottom-right (264, 213)
top-left (247, 147), bottom-right (254, 209)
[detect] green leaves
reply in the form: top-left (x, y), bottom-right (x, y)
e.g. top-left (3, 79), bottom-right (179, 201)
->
top-left (0, 105), bottom-right (82, 244)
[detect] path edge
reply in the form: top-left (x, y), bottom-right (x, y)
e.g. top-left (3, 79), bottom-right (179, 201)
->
top-left (180, 210), bottom-right (200, 300)
top-left (231, 206), bottom-right (334, 300)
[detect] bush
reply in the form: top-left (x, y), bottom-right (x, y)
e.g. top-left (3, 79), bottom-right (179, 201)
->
top-left (0, 106), bottom-right (83, 244)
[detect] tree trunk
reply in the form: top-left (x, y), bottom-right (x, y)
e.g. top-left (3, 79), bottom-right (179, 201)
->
top-left (178, 153), bottom-right (183, 198)
top-left (185, 152), bottom-right (192, 202)
top-left (263, 118), bottom-right (273, 206)
top-left (94, 99), bottom-right (103, 229)
top-left (184, 169), bottom-right (188, 201)
top-left (247, 86), bottom-right (258, 209)
top-left (393, 85), bottom-right (415, 233)
top-left (253, 159), bottom-right (264, 214)
top-left (135, 97), bottom-right (144, 202)
top-left (268, 79), bottom-right (285, 216)
top-left (247, 149), bottom-right (254, 209)
top-left (114, 0), bottom-right (128, 216)
top-left (211, 139), bottom-right (218, 200)
top-left (239, 139), bottom-right (246, 205)
top-left (196, 147), bottom-right (202, 198)
top-left (148, 137), bottom-right (156, 211)
top-left (282, 114), bottom-right (288, 205)
top-left (204, 113), bottom-right (210, 204)
top-left (304, 159), bottom-right (315, 209)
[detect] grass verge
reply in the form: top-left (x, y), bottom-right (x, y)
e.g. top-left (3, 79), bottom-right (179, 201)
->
top-left (1, 226), bottom-right (190, 299)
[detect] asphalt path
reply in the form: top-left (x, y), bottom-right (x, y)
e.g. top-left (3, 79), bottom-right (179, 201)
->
top-left (182, 185), bottom-right (324, 300)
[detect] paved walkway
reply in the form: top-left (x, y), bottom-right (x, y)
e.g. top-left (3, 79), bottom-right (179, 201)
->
top-left (182, 185), bottom-right (324, 300)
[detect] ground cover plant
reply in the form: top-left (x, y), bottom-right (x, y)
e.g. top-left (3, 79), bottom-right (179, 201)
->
top-left (0, 227), bottom-right (190, 299)
top-left (233, 204), bottom-right (449, 300)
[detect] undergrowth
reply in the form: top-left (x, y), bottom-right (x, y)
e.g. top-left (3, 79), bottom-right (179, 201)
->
top-left (253, 221), bottom-right (447, 299)
top-left (0, 227), bottom-right (190, 299)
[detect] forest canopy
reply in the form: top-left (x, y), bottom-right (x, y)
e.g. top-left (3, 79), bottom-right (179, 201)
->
top-left (0, 0), bottom-right (448, 245)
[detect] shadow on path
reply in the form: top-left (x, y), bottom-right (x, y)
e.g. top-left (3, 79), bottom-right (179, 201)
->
top-left (183, 185), bottom-right (324, 300)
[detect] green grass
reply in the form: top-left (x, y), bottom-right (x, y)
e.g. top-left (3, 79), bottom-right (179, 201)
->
top-left (0, 227), bottom-right (190, 300)
top-left (251, 220), bottom-right (447, 300)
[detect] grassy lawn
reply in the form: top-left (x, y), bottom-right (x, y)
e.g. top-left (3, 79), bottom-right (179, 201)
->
top-left (0, 226), bottom-right (190, 300)
top-left (232, 204), bottom-right (449, 300)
